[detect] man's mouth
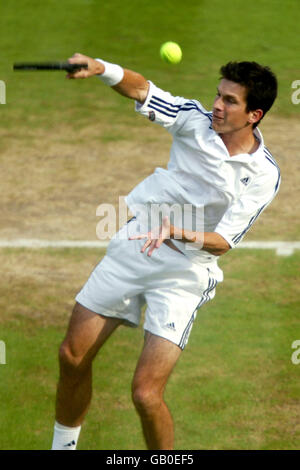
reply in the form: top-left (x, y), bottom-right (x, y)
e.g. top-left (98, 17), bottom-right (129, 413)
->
top-left (212, 113), bottom-right (224, 121)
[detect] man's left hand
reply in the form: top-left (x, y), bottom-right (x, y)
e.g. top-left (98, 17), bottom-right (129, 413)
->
top-left (129, 216), bottom-right (171, 256)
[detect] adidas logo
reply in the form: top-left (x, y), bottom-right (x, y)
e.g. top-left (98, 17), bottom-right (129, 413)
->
top-left (148, 110), bottom-right (156, 122)
top-left (164, 322), bottom-right (176, 331)
top-left (240, 176), bottom-right (250, 186)
top-left (63, 440), bottom-right (76, 447)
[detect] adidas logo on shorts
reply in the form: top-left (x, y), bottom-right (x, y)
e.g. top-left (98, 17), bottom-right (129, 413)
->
top-left (164, 322), bottom-right (176, 331)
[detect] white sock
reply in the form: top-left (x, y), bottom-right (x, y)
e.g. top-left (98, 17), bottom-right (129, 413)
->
top-left (51, 421), bottom-right (81, 450)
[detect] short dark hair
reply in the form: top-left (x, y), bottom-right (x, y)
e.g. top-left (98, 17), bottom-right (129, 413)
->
top-left (219, 61), bottom-right (278, 127)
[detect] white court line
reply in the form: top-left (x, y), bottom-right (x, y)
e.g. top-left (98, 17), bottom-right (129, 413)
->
top-left (0, 239), bottom-right (299, 256)
top-left (237, 241), bottom-right (300, 256)
top-left (0, 239), bottom-right (108, 249)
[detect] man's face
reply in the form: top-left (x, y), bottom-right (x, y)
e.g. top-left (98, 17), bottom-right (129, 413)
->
top-left (212, 79), bottom-right (253, 134)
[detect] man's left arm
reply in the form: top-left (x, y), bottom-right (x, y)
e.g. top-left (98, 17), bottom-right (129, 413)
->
top-left (129, 216), bottom-right (230, 257)
top-left (170, 225), bottom-right (230, 256)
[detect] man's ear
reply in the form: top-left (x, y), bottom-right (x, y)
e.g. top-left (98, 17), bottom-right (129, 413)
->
top-left (248, 108), bottom-right (264, 125)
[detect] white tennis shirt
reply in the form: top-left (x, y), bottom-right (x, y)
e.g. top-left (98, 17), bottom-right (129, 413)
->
top-left (125, 81), bottom-right (281, 261)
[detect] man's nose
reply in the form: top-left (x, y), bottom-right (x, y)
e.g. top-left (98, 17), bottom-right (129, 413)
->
top-left (214, 95), bottom-right (223, 110)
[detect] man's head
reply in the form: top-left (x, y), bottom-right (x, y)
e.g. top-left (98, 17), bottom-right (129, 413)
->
top-left (212, 61), bottom-right (278, 134)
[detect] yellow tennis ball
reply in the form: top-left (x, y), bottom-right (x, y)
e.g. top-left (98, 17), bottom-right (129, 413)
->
top-left (160, 42), bottom-right (182, 64)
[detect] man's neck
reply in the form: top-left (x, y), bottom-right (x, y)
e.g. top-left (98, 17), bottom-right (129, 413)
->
top-left (220, 127), bottom-right (259, 157)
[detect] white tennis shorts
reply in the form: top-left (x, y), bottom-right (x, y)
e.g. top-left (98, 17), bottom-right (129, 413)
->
top-left (76, 218), bottom-right (223, 349)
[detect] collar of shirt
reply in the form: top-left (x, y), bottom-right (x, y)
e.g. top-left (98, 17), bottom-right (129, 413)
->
top-left (207, 126), bottom-right (265, 163)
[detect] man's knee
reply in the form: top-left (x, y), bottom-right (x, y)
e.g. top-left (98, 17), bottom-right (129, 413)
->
top-left (132, 382), bottom-right (163, 415)
top-left (58, 302), bottom-right (118, 378)
top-left (58, 341), bottom-right (91, 378)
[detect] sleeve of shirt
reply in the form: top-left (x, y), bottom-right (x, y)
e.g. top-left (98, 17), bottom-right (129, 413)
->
top-left (214, 166), bottom-right (281, 248)
top-left (135, 81), bottom-right (203, 134)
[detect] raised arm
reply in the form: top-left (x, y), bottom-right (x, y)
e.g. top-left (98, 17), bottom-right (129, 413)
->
top-left (67, 53), bottom-right (149, 104)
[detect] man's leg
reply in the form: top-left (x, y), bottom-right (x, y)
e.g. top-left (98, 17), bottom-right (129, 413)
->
top-left (53, 302), bottom-right (122, 444)
top-left (131, 332), bottom-right (182, 450)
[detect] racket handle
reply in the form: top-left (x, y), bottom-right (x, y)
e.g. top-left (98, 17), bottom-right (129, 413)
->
top-left (13, 62), bottom-right (88, 72)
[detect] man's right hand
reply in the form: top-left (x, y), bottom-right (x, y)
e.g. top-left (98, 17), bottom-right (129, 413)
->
top-left (67, 53), bottom-right (104, 79)
top-left (67, 52), bottom-right (149, 104)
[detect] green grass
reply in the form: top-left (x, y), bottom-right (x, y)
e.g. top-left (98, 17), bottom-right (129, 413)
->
top-left (1, 0), bottom-right (299, 132)
top-left (0, 248), bottom-right (299, 449)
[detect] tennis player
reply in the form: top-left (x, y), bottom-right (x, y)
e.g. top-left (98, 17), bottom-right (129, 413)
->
top-left (51, 53), bottom-right (280, 450)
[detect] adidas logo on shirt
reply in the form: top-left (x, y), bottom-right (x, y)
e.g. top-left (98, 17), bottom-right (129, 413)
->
top-left (240, 176), bottom-right (251, 186)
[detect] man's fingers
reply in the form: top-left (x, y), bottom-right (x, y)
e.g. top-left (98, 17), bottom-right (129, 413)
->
top-left (66, 71), bottom-right (89, 79)
top-left (66, 53), bottom-right (94, 79)
top-left (129, 236), bottom-right (162, 256)
top-left (155, 238), bottom-right (164, 249)
top-left (68, 53), bottom-right (86, 62)
top-left (129, 234), bottom-right (148, 240)
top-left (128, 227), bottom-right (167, 256)
top-left (141, 239), bottom-right (152, 253)
top-left (66, 71), bottom-right (86, 79)
top-left (147, 240), bottom-right (158, 257)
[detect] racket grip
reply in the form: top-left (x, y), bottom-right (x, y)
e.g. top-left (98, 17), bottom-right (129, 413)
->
top-left (64, 63), bottom-right (88, 72)
top-left (13, 62), bottom-right (88, 72)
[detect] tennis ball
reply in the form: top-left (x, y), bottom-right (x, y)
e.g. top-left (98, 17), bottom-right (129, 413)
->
top-left (160, 42), bottom-right (182, 64)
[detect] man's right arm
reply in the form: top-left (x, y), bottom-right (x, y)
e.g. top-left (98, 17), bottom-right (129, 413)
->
top-left (67, 53), bottom-right (149, 104)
